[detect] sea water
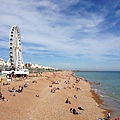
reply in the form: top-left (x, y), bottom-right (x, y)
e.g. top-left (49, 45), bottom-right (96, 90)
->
top-left (74, 71), bottom-right (120, 119)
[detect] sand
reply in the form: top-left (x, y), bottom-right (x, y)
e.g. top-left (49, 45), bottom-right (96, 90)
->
top-left (0, 71), bottom-right (107, 120)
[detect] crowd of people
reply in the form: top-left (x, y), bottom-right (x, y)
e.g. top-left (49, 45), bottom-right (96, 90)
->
top-left (8, 86), bottom-right (24, 93)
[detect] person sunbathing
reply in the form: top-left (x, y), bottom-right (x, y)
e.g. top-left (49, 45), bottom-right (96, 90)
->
top-left (1, 97), bottom-right (8, 101)
top-left (9, 87), bottom-right (16, 92)
top-left (3, 82), bottom-right (10, 85)
top-left (17, 86), bottom-right (23, 93)
top-left (64, 81), bottom-right (67, 84)
top-left (65, 98), bottom-right (71, 104)
top-left (70, 108), bottom-right (73, 113)
top-left (51, 81), bottom-right (56, 84)
top-left (0, 92), bottom-right (2, 100)
top-left (36, 95), bottom-right (39, 97)
top-left (56, 80), bottom-right (59, 84)
top-left (24, 82), bottom-right (29, 87)
top-left (56, 87), bottom-right (60, 90)
top-left (72, 108), bottom-right (81, 115)
top-left (78, 107), bottom-right (84, 111)
top-left (32, 80), bottom-right (37, 83)
top-left (74, 95), bottom-right (77, 99)
top-left (51, 81), bottom-right (59, 84)
top-left (50, 88), bottom-right (55, 93)
top-left (49, 85), bottom-right (52, 87)
top-left (75, 87), bottom-right (81, 91)
top-left (72, 84), bottom-right (75, 88)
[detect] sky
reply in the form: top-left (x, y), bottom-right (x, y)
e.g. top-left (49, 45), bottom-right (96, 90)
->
top-left (0, 0), bottom-right (120, 71)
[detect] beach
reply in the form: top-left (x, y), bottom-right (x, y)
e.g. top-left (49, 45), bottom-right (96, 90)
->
top-left (0, 71), bottom-right (107, 120)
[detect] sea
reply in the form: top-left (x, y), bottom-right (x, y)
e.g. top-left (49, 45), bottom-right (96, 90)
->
top-left (74, 71), bottom-right (120, 119)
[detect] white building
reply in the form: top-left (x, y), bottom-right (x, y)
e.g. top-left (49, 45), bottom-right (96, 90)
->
top-left (24, 63), bottom-right (58, 70)
top-left (0, 58), bottom-right (5, 66)
top-left (31, 63), bottom-right (43, 68)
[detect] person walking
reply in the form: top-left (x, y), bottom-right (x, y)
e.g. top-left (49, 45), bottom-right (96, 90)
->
top-left (106, 112), bottom-right (111, 120)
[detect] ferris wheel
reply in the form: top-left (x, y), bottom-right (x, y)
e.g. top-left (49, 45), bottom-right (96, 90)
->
top-left (8, 25), bottom-right (24, 70)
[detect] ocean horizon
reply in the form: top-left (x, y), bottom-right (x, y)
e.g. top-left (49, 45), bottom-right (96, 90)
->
top-left (74, 71), bottom-right (120, 119)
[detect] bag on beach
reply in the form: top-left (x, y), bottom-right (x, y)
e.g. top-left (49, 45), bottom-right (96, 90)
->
top-left (98, 118), bottom-right (102, 120)
top-left (115, 118), bottom-right (119, 120)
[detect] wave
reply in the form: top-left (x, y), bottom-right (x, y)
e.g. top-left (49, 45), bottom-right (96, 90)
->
top-left (98, 94), bottom-right (105, 98)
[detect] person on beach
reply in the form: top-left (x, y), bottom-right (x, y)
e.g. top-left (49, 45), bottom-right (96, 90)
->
top-left (106, 112), bottom-right (111, 120)
top-left (0, 92), bottom-right (8, 101)
top-left (78, 106), bottom-right (84, 111)
top-left (72, 84), bottom-right (75, 88)
top-left (70, 108), bottom-right (73, 113)
top-left (36, 95), bottom-right (39, 97)
top-left (18, 86), bottom-right (23, 93)
top-left (72, 108), bottom-right (81, 115)
top-left (65, 98), bottom-right (71, 104)
top-left (24, 82), bottom-right (29, 87)
top-left (1, 97), bottom-right (8, 101)
top-left (9, 73), bottom-right (12, 80)
top-left (50, 87), bottom-right (56, 93)
top-left (0, 92), bottom-right (2, 100)
top-left (3, 82), bottom-right (10, 85)
top-left (10, 87), bottom-right (16, 92)
top-left (73, 95), bottom-right (77, 99)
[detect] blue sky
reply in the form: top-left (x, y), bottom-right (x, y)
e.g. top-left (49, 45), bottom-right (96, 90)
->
top-left (0, 0), bottom-right (120, 71)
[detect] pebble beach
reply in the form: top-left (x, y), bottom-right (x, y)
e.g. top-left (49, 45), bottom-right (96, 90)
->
top-left (0, 71), bottom-right (107, 120)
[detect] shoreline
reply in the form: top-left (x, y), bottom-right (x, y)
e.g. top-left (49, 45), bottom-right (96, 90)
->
top-left (74, 72), bottom-right (114, 118)
top-left (0, 70), bottom-right (107, 120)
top-left (72, 71), bottom-right (112, 119)
top-left (74, 71), bottom-right (120, 119)
top-left (90, 89), bottom-right (112, 117)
